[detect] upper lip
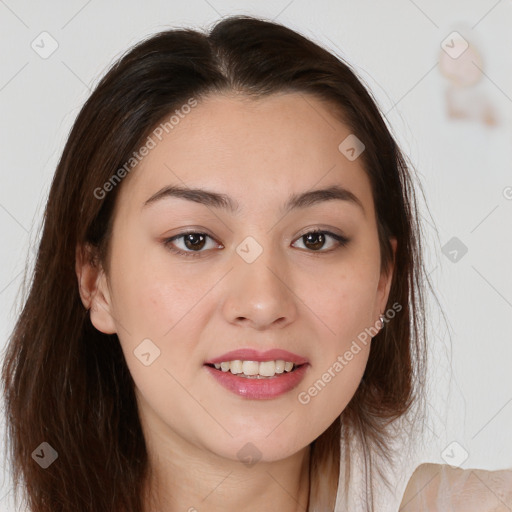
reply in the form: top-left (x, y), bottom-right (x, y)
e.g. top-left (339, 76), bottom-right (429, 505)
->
top-left (205, 348), bottom-right (309, 365)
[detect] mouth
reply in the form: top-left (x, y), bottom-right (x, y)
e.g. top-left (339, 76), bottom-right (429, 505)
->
top-left (203, 348), bottom-right (309, 399)
top-left (204, 360), bottom-right (306, 379)
top-left (203, 349), bottom-right (310, 399)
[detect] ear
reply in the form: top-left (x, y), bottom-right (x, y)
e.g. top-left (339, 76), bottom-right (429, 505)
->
top-left (75, 243), bottom-right (117, 334)
top-left (375, 236), bottom-right (397, 317)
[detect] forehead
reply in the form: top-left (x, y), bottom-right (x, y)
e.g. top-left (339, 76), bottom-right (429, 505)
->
top-left (115, 92), bottom-right (374, 218)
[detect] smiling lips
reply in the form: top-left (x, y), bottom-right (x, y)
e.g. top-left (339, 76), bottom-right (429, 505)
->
top-left (204, 348), bottom-right (309, 399)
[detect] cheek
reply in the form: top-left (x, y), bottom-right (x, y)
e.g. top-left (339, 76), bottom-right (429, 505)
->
top-left (293, 255), bottom-right (378, 420)
top-left (296, 346), bottom-right (370, 430)
top-left (294, 309), bottom-right (372, 440)
top-left (308, 259), bottom-right (380, 338)
top-left (108, 248), bottom-right (218, 401)
top-left (111, 274), bottom-right (208, 392)
top-left (109, 240), bottom-right (206, 339)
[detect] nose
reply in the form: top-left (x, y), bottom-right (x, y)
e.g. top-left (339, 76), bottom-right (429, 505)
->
top-left (221, 241), bottom-right (298, 330)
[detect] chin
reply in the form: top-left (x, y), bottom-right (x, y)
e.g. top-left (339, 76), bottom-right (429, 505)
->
top-left (202, 431), bottom-right (312, 465)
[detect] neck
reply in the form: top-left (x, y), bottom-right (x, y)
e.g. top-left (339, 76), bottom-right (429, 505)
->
top-left (139, 401), bottom-right (311, 512)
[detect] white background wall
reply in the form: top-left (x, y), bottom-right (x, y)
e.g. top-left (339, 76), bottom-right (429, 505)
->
top-left (1, 0), bottom-right (511, 509)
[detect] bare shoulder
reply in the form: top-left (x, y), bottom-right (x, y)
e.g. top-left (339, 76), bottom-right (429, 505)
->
top-left (399, 462), bottom-right (512, 511)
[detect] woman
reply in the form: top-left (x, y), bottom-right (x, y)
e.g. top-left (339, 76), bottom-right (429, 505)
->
top-left (2, 14), bottom-right (508, 512)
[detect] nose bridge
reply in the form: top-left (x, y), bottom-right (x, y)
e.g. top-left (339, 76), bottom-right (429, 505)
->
top-left (237, 235), bottom-right (284, 289)
top-left (222, 233), bottom-right (297, 328)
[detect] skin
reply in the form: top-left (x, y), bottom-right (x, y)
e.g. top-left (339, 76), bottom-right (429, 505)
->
top-left (76, 91), bottom-right (396, 511)
top-left (400, 463), bottom-right (512, 511)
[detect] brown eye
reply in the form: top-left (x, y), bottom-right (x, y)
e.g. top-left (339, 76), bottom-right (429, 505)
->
top-left (182, 233), bottom-right (207, 251)
top-left (292, 230), bottom-right (349, 252)
top-left (302, 232), bottom-right (326, 250)
top-left (164, 231), bottom-right (221, 258)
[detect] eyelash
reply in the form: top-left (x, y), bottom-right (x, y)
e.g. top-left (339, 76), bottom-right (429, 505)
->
top-left (163, 229), bottom-right (350, 258)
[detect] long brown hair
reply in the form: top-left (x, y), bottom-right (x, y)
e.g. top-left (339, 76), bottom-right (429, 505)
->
top-left (1, 15), bottom-right (431, 512)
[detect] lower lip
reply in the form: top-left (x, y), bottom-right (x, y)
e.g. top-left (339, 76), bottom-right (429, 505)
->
top-left (204, 364), bottom-right (309, 400)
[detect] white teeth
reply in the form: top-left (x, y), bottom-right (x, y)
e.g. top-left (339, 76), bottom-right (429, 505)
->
top-left (259, 360), bottom-right (275, 377)
top-left (210, 359), bottom-right (299, 377)
top-left (274, 360), bottom-right (285, 373)
top-left (230, 360), bottom-right (243, 374)
top-left (242, 360), bottom-right (259, 375)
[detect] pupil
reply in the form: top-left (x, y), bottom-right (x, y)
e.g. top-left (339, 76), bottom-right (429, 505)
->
top-left (184, 233), bottom-right (205, 251)
top-left (304, 232), bottom-right (324, 250)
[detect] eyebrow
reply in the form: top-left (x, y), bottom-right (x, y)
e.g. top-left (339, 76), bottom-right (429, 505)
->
top-left (142, 184), bottom-right (365, 216)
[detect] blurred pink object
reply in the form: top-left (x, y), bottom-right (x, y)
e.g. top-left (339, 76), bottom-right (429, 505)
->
top-left (439, 31), bottom-right (498, 127)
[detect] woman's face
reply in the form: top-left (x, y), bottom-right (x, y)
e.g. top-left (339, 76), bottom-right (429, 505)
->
top-left (84, 92), bottom-right (395, 463)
